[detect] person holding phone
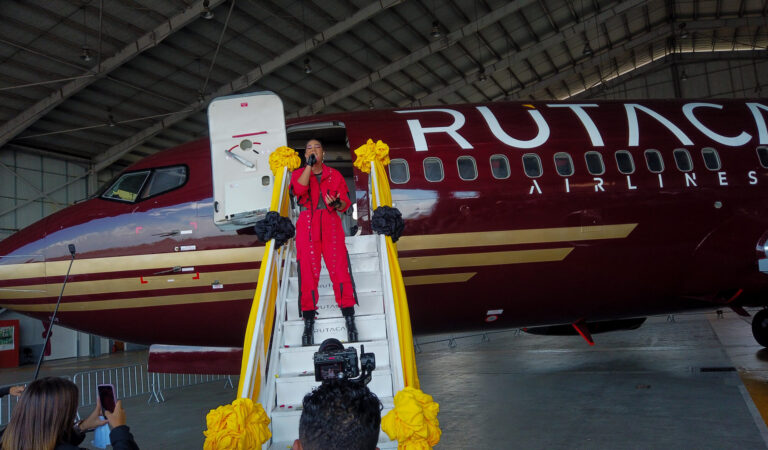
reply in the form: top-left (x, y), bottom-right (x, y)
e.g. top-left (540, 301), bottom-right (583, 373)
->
top-left (0, 377), bottom-right (139, 450)
top-left (290, 138), bottom-right (358, 346)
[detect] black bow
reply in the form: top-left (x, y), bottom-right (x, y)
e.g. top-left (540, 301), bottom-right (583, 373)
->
top-left (371, 206), bottom-right (404, 243)
top-left (253, 211), bottom-right (295, 249)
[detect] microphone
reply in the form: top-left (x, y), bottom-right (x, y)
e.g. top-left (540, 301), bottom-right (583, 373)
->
top-left (307, 154), bottom-right (317, 166)
top-left (68, 244), bottom-right (76, 257)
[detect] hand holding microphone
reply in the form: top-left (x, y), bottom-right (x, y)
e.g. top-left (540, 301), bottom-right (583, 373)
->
top-left (307, 153), bottom-right (317, 167)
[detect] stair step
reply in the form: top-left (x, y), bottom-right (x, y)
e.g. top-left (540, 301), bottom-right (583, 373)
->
top-left (287, 272), bottom-right (382, 298)
top-left (278, 339), bottom-right (390, 376)
top-left (269, 398), bottom-right (395, 449)
top-left (291, 252), bottom-right (380, 274)
top-left (285, 291), bottom-right (384, 321)
top-left (275, 368), bottom-right (393, 406)
top-left (282, 315), bottom-right (387, 346)
top-left (344, 234), bottom-right (378, 254)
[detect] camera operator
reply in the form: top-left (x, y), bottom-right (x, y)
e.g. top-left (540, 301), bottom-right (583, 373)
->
top-left (293, 379), bottom-right (382, 450)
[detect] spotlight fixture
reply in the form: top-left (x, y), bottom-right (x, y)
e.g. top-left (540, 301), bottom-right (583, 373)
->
top-left (680, 69), bottom-right (688, 81)
top-left (582, 43), bottom-right (593, 56)
top-left (80, 46), bottom-right (93, 62)
top-left (678, 23), bottom-right (689, 39)
top-left (430, 21), bottom-right (441, 39)
top-left (304, 58), bottom-right (312, 74)
top-left (201, 0), bottom-right (214, 20)
top-left (478, 66), bottom-right (487, 82)
top-left (108, 114), bottom-right (116, 127)
top-left (368, 99), bottom-right (374, 109)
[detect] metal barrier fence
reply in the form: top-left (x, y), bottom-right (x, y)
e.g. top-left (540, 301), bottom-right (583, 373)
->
top-left (0, 366), bottom-right (232, 426)
top-left (73, 364), bottom-right (233, 407)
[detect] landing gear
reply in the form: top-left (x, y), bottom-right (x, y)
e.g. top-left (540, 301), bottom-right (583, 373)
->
top-left (751, 309), bottom-right (768, 347)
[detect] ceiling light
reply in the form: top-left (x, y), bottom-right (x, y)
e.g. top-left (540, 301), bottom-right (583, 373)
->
top-left (478, 66), bottom-right (487, 82)
top-left (368, 99), bottom-right (374, 109)
top-left (430, 21), bottom-right (441, 39)
top-left (201, 0), bottom-right (214, 20)
top-left (680, 69), bottom-right (688, 81)
top-left (679, 23), bottom-right (689, 39)
top-left (582, 43), bottom-right (593, 56)
top-left (80, 46), bottom-right (93, 62)
top-left (304, 58), bottom-right (312, 74)
top-left (108, 114), bottom-right (116, 127)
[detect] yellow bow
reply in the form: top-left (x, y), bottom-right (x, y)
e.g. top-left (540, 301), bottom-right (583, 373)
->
top-left (353, 138), bottom-right (391, 173)
top-left (269, 146), bottom-right (301, 176)
top-left (203, 398), bottom-right (271, 450)
top-left (381, 387), bottom-right (441, 449)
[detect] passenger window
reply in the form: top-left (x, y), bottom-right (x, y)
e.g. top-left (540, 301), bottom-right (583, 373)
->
top-left (701, 148), bottom-right (721, 171)
top-left (673, 149), bottom-right (693, 172)
top-left (758, 147), bottom-right (768, 168)
top-left (584, 151), bottom-right (605, 175)
top-left (554, 152), bottom-right (574, 176)
top-left (423, 157), bottom-right (444, 182)
top-left (644, 149), bottom-right (664, 173)
top-left (522, 154), bottom-right (542, 178)
top-left (457, 156), bottom-right (477, 181)
top-left (615, 150), bottom-right (635, 174)
top-left (102, 171), bottom-right (150, 202)
top-left (141, 166), bottom-right (187, 199)
top-left (389, 159), bottom-right (409, 184)
top-left (490, 154), bottom-right (510, 179)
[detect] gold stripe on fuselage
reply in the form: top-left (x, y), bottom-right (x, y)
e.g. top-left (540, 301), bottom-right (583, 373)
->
top-left (0, 289), bottom-right (254, 312)
top-left (403, 272), bottom-right (477, 286)
top-left (399, 248), bottom-right (573, 271)
top-left (396, 223), bottom-right (637, 251)
top-left (0, 246), bottom-right (265, 280)
top-left (0, 269), bottom-right (259, 299)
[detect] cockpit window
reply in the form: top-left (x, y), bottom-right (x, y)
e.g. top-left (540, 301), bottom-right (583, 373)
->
top-left (101, 165), bottom-right (187, 203)
top-left (141, 166), bottom-right (188, 199)
top-left (101, 171), bottom-right (150, 202)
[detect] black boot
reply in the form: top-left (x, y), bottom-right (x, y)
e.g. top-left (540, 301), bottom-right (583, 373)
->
top-left (302, 310), bottom-right (316, 347)
top-left (343, 309), bottom-right (358, 343)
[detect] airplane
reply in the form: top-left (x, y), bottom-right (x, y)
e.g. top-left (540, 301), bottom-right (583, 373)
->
top-left (2, 98), bottom-right (768, 367)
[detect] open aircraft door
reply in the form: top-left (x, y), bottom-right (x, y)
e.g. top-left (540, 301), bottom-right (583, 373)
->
top-left (207, 91), bottom-right (287, 230)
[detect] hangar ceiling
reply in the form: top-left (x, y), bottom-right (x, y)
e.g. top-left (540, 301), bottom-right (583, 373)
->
top-left (0, 0), bottom-right (766, 175)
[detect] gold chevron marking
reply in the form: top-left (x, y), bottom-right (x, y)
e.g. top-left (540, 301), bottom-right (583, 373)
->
top-left (0, 269), bottom-right (259, 300)
top-left (396, 224), bottom-right (637, 251)
top-left (403, 272), bottom-right (476, 286)
top-left (399, 248), bottom-right (573, 271)
top-left (0, 247), bottom-right (264, 280)
top-left (0, 289), bottom-right (254, 312)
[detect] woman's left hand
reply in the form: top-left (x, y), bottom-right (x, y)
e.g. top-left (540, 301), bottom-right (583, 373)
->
top-left (81, 397), bottom-right (109, 430)
top-left (325, 192), bottom-right (340, 209)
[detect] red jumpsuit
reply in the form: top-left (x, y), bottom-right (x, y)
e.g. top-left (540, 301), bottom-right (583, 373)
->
top-left (290, 165), bottom-right (356, 313)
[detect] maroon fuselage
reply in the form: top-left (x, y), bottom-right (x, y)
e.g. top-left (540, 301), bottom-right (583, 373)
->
top-left (2, 99), bottom-right (768, 346)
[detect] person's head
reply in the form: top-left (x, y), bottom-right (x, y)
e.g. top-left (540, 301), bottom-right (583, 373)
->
top-left (0, 377), bottom-right (79, 450)
top-left (294, 380), bottom-right (383, 450)
top-left (305, 139), bottom-right (325, 166)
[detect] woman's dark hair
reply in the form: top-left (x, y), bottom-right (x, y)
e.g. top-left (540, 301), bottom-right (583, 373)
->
top-left (0, 377), bottom-right (79, 450)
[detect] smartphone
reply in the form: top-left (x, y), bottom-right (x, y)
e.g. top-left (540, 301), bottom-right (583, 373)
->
top-left (97, 384), bottom-right (116, 413)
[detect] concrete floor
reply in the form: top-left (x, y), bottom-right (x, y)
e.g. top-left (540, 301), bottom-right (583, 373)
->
top-left (2, 310), bottom-right (768, 449)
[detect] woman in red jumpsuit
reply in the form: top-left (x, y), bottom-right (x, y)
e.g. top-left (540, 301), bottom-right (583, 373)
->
top-left (291, 139), bottom-right (357, 346)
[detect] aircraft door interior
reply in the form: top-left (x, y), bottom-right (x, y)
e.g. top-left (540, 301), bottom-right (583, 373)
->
top-left (207, 91), bottom-right (288, 230)
top-left (287, 122), bottom-right (359, 236)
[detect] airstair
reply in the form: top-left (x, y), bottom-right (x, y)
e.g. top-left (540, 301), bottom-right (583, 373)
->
top-left (236, 158), bottom-right (415, 449)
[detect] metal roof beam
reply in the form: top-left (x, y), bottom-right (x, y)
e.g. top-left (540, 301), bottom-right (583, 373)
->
top-left (92, 0), bottom-right (404, 172)
top-left (414, 13), bottom-right (756, 106)
top-left (288, 0), bottom-right (539, 118)
top-left (409, 0), bottom-right (645, 106)
top-left (0, 0), bottom-right (227, 150)
top-left (506, 17), bottom-right (760, 101)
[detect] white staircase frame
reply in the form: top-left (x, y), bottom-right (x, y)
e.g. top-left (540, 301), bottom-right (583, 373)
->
top-left (370, 161), bottom-right (406, 393)
top-left (240, 161), bottom-right (410, 448)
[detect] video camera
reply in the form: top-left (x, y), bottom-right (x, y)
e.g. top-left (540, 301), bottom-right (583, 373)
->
top-left (313, 338), bottom-right (375, 385)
